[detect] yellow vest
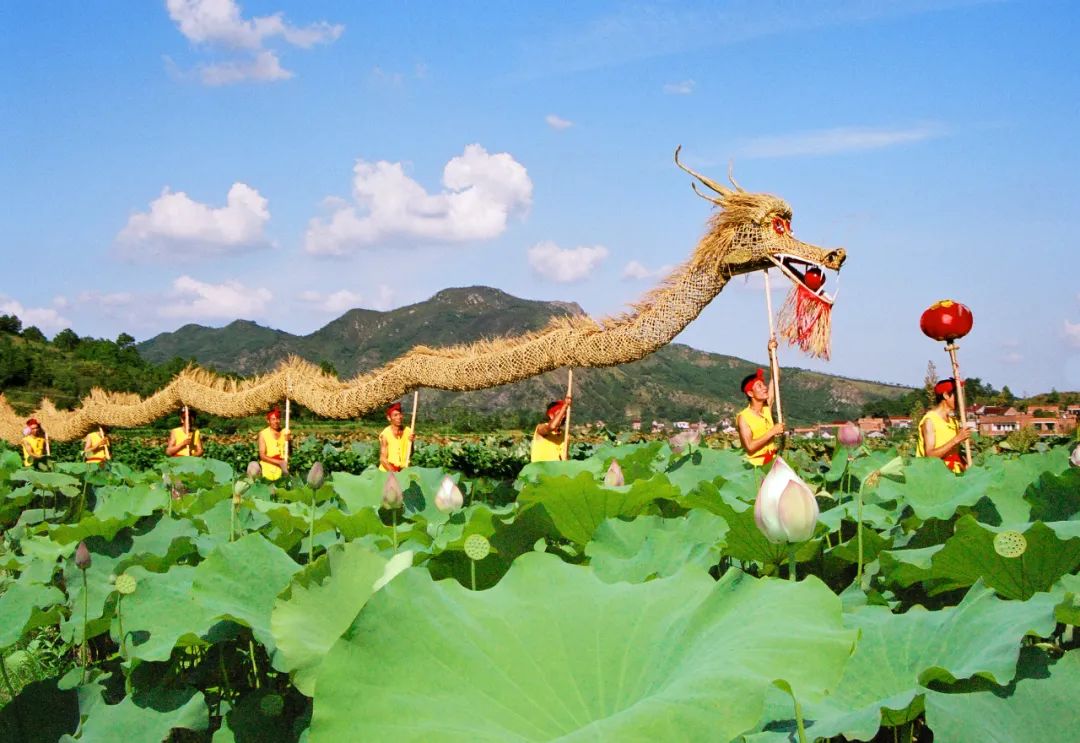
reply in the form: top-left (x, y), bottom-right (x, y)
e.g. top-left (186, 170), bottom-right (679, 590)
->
top-left (736, 405), bottom-right (777, 466)
top-left (259, 427), bottom-right (288, 481)
top-left (530, 427), bottom-right (567, 463)
top-left (916, 410), bottom-right (963, 472)
top-left (85, 430), bottom-right (110, 463)
top-left (169, 427), bottom-right (202, 457)
top-left (22, 435), bottom-right (45, 467)
top-left (379, 425), bottom-right (413, 471)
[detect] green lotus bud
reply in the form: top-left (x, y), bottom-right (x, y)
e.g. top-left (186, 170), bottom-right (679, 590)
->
top-left (260, 693), bottom-right (284, 717)
top-left (306, 461), bottom-right (325, 490)
top-left (114, 573), bottom-right (137, 595)
top-left (75, 541), bottom-right (91, 571)
top-left (382, 473), bottom-right (404, 509)
top-left (463, 534), bottom-right (491, 561)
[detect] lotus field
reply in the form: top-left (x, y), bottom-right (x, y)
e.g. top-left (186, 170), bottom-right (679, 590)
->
top-left (2, 438), bottom-right (1080, 741)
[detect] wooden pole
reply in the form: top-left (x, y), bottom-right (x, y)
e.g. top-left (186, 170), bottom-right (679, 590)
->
top-left (562, 370), bottom-right (574, 461)
top-left (100, 426), bottom-right (110, 461)
top-left (183, 404), bottom-right (191, 457)
top-left (44, 430), bottom-right (51, 457)
top-left (945, 342), bottom-right (974, 465)
top-left (404, 391), bottom-right (419, 468)
top-left (284, 397), bottom-right (291, 466)
top-left (762, 271), bottom-right (785, 428)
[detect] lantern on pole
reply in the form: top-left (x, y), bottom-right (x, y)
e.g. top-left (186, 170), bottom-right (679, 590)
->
top-left (920, 300), bottom-right (974, 464)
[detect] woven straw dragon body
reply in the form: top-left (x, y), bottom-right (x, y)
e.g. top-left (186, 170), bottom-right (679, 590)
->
top-left (0, 150), bottom-right (845, 443)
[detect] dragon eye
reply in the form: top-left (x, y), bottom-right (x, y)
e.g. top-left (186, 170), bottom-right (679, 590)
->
top-left (771, 217), bottom-right (787, 235)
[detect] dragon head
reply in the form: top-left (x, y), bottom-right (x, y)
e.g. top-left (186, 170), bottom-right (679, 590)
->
top-left (675, 147), bottom-right (845, 302)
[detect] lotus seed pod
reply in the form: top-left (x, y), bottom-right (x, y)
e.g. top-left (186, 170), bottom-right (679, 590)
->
top-left (604, 461), bottom-right (625, 487)
top-left (75, 541), bottom-right (91, 571)
top-left (114, 573), bottom-right (137, 595)
top-left (247, 461), bottom-right (263, 479)
top-left (434, 476), bottom-right (464, 513)
top-left (260, 694), bottom-right (285, 717)
top-left (838, 422), bottom-right (863, 448)
top-left (306, 462), bottom-right (325, 490)
top-left (463, 534), bottom-right (491, 561)
top-left (993, 531), bottom-right (1027, 558)
top-left (382, 473), bottom-right (404, 509)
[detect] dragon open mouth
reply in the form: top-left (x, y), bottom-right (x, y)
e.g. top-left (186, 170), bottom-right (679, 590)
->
top-left (768, 254), bottom-right (840, 305)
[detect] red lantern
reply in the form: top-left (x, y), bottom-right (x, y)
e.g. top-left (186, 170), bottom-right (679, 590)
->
top-left (804, 267), bottom-right (825, 292)
top-left (920, 300), bottom-right (974, 342)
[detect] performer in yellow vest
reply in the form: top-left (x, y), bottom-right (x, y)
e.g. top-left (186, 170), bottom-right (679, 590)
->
top-left (736, 365), bottom-right (783, 467)
top-left (166, 409), bottom-right (203, 457)
top-left (258, 408), bottom-right (291, 481)
top-left (84, 426), bottom-right (111, 466)
top-left (379, 402), bottom-right (414, 472)
top-left (917, 378), bottom-right (971, 473)
top-left (530, 397), bottom-right (571, 463)
top-left (21, 418), bottom-right (47, 468)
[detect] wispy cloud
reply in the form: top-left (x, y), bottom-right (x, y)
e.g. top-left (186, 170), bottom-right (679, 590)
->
top-left (737, 123), bottom-right (947, 159)
top-left (1065, 320), bottom-right (1080, 349)
top-left (528, 241), bottom-right (608, 283)
top-left (0, 296), bottom-right (71, 332)
top-left (663, 80), bottom-right (695, 95)
top-left (545, 114), bottom-right (574, 130)
top-left (622, 260), bottom-right (673, 281)
top-left (160, 275), bottom-right (272, 319)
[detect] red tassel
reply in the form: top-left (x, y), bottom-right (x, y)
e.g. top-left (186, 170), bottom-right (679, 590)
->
top-left (776, 285), bottom-right (832, 359)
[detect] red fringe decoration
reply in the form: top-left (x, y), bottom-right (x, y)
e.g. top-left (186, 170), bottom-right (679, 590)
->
top-left (776, 285), bottom-right (832, 360)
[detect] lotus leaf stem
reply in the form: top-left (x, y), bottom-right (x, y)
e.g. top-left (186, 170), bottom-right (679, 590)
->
top-left (470, 560), bottom-right (477, 592)
top-left (856, 481), bottom-right (866, 587)
top-left (0, 650), bottom-right (17, 703)
top-left (788, 545), bottom-right (797, 582)
top-left (117, 596), bottom-right (126, 656)
top-left (248, 638), bottom-right (261, 689)
top-left (230, 502), bottom-right (236, 543)
top-left (392, 510), bottom-right (398, 551)
top-left (792, 691), bottom-right (808, 743)
top-left (81, 569), bottom-right (90, 681)
top-left (308, 487), bottom-right (315, 563)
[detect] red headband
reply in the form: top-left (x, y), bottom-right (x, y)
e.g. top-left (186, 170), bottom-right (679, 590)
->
top-left (26, 418), bottom-right (39, 427)
top-left (386, 402), bottom-right (402, 416)
top-left (743, 369), bottom-right (764, 395)
top-left (267, 408), bottom-right (281, 420)
top-left (934, 379), bottom-right (964, 395)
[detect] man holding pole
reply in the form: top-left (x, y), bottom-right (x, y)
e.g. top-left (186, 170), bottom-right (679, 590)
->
top-left (166, 408), bottom-right (203, 457)
top-left (736, 342), bottom-right (784, 467)
top-left (379, 401), bottom-right (415, 472)
top-left (21, 418), bottom-right (48, 468)
top-left (84, 425), bottom-right (111, 466)
top-left (530, 397), bottom-right (572, 462)
top-left (259, 407), bottom-right (291, 481)
top-left (916, 378), bottom-right (971, 473)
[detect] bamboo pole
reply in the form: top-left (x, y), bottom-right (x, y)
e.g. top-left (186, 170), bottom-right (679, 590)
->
top-left (562, 370), bottom-right (574, 461)
top-left (183, 404), bottom-right (191, 456)
top-left (283, 397), bottom-right (291, 466)
top-left (44, 430), bottom-right (51, 457)
top-left (945, 343), bottom-right (974, 465)
top-left (763, 271), bottom-right (785, 428)
top-left (404, 391), bottom-right (419, 468)
top-left (100, 426), bottom-right (110, 461)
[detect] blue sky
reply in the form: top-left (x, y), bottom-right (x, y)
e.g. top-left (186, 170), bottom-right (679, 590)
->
top-left (2, 0), bottom-right (1078, 396)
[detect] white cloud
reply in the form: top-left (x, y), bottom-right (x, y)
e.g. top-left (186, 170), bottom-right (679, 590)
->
top-left (166, 0), bottom-right (342, 85)
top-left (160, 276), bottom-right (272, 319)
top-left (304, 144), bottom-right (532, 256)
top-left (118, 182), bottom-right (270, 258)
top-left (1002, 352), bottom-right (1023, 364)
top-left (622, 260), bottom-right (674, 280)
top-left (1065, 320), bottom-right (1080, 349)
top-left (76, 291), bottom-right (135, 307)
top-left (663, 79), bottom-right (695, 95)
top-left (298, 289), bottom-right (363, 314)
top-left (0, 297), bottom-right (71, 332)
top-left (738, 124), bottom-right (947, 159)
top-left (545, 114), bottom-right (573, 130)
top-left (528, 241), bottom-right (608, 283)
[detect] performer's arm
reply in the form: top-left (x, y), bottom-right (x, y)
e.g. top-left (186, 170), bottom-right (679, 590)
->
top-left (738, 415), bottom-right (784, 455)
top-left (922, 419), bottom-right (970, 459)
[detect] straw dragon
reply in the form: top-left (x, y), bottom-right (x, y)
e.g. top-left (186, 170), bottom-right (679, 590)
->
top-left (0, 149), bottom-right (846, 443)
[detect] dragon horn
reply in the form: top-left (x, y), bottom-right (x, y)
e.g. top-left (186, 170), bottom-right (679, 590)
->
top-left (690, 182), bottom-right (723, 206)
top-left (674, 146), bottom-right (733, 197)
top-left (727, 160), bottom-right (745, 193)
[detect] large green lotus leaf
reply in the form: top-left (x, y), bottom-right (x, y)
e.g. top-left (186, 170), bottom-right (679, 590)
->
top-left (119, 517), bottom-right (200, 573)
top-left (311, 554), bottom-right (855, 742)
top-left (585, 510), bottom-right (728, 583)
top-left (514, 458), bottom-right (604, 488)
top-left (12, 469), bottom-right (81, 496)
top-left (0, 677), bottom-right (79, 741)
top-left (270, 543), bottom-right (412, 696)
top-left (517, 472), bottom-right (677, 545)
top-left (71, 688), bottom-right (208, 741)
top-left (211, 691), bottom-right (309, 743)
top-left (161, 455), bottom-right (235, 485)
top-left (1025, 468), bottom-right (1080, 522)
top-left (49, 484), bottom-right (168, 544)
top-left (750, 582), bottom-right (1057, 742)
top-left (120, 565), bottom-right (218, 661)
top-left (332, 467), bottom-right (456, 524)
top-left (1050, 572), bottom-right (1080, 625)
top-left (925, 517), bottom-right (1080, 599)
top-left (877, 545), bottom-right (944, 588)
top-left (663, 447), bottom-right (750, 496)
top-left (60, 545), bottom-right (127, 643)
top-left (191, 534), bottom-right (301, 652)
top-left (604, 440), bottom-right (669, 481)
top-left (0, 580), bottom-right (65, 648)
top-left (874, 459), bottom-right (993, 521)
top-left (924, 648), bottom-right (1080, 742)
top-left (818, 499), bottom-right (898, 533)
top-left (319, 507), bottom-right (392, 542)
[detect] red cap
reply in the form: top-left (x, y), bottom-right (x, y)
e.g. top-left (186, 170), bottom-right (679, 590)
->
top-left (934, 379), bottom-right (964, 395)
top-left (26, 418), bottom-right (39, 427)
top-left (267, 408), bottom-right (281, 421)
top-left (742, 369), bottom-right (764, 395)
top-left (386, 402), bottom-right (402, 416)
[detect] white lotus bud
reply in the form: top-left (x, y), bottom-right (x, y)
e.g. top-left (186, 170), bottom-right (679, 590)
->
top-left (434, 476), bottom-right (464, 513)
top-left (382, 473), bottom-right (404, 509)
top-left (753, 456), bottom-right (819, 544)
top-left (604, 460), bottom-right (625, 487)
top-left (1071, 444), bottom-right (1080, 468)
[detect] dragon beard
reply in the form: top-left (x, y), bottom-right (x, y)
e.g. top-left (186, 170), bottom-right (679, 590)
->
top-left (776, 284), bottom-right (832, 360)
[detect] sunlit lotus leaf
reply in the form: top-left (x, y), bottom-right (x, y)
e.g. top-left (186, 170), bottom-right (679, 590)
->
top-left (191, 534), bottom-right (301, 653)
top-left (49, 484), bottom-right (167, 544)
top-left (874, 459), bottom-right (993, 521)
top-left (827, 526), bottom-right (892, 566)
top-left (332, 467), bottom-right (457, 524)
top-left (518, 472), bottom-right (677, 545)
top-left (514, 458), bottom-right (604, 488)
top-left (270, 543), bottom-right (411, 696)
top-left (60, 545), bottom-right (126, 643)
top-left (877, 545), bottom-right (945, 589)
top-left (1050, 572), bottom-right (1080, 625)
top-left (0, 580), bottom-right (65, 648)
top-left (71, 688), bottom-right (208, 741)
top-left (11, 469), bottom-right (81, 496)
top-left (118, 517), bottom-right (200, 573)
top-left (311, 554), bottom-right (855, 742)
top-left (120, 565), bottom-right (217, 661)
top-left (586, 510), bottom-right (728, 583)
top-left (319, 507), bottom-right (392, 542)
top-left (749, 582), bottom-right (1057, 742)
top-left (924, 648), bottom-right (1080, 742)
top-left (1025, 467), bottom-right (1080, 522)
top-left (818, 499), bottom-right (898, 533)
top-left (161, 455), bottom-right (235, 485)
top-left (663, 447), bottom-right (751, 496)
top-left (0, 678), bottom-right (78, 741)
top-left (603, 440), bottom-right (669, 481)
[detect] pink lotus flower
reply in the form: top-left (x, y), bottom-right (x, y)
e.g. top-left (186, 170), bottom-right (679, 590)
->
top-left (75, 541), bottom-right (91, 570)
top-left (246, 461), bottom-right (262, 479)
top-left (604, 461), bottom-right (625, 487)
top-left (754, 456), bottom-right (819, 544)
top-left (382, 473), bottom-right (404, 509)
top-left (838, 422), bottom-right (863, 448)
top-left (434, 476), bottom-right (464, 513)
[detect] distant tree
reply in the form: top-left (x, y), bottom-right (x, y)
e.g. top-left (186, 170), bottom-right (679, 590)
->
top-left (997, 385), bottom-right (1016, 405)
top-left (923, 361), bottom-right (939, 405)
top-left (116, 332), bottom-right (136, 349)
top-left (53, 328), bottom-right (81, 350)
top-left (0, 314), bottom-right (22, 335)
top-left (21, 326), bottom-right (46, 343)
top-left (1047, 388), bottom-right (1061, 403)
top-left (318, 360), bottom-right (339, 378)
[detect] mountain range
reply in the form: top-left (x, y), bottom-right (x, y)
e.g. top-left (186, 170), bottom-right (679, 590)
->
top-left (137, 286), bottom-right (910, 425)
